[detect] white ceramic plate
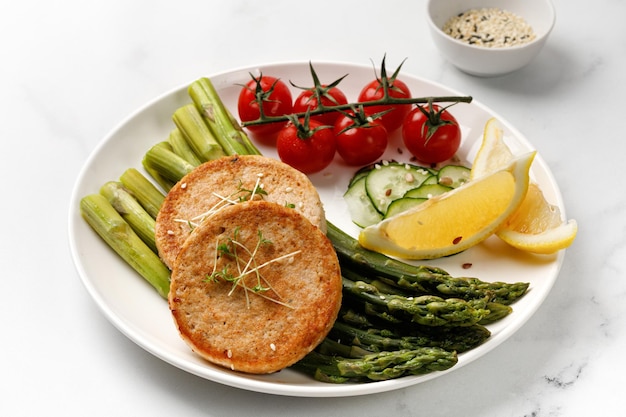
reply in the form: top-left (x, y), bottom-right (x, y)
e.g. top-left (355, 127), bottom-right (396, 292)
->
top-left (68, 61), bottom-right (565, 397)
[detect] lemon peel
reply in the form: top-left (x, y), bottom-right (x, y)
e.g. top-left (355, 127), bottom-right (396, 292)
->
top-left (497, 219), bottom-right (578, 254)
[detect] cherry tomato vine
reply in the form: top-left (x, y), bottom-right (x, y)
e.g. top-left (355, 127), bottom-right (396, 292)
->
top-left (239, 56), bottom-right (473, 129)
top-left (238, 56), bottom-right (471, 171)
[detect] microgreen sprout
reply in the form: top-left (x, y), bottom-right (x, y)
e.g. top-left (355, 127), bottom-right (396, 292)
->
top-left (236, 179), bottom-right (267, 203)
top-left (206, 227), bottom-right (300, 309)
top-left (174, 177), bottom-right (267, 230)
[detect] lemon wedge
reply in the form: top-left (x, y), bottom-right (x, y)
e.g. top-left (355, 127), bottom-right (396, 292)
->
top-left (470, 118), bottom-right (513, 180)
top-left (471, 117), bottom-right (577, 254)
top-left (358, 151), bottom-right (536, 260)
top-left (497, 183), bottom-right (578, 254)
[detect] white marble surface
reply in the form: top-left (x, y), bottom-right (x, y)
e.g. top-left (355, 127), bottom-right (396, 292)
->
top-left (1, 0), bottom-right (623, 415)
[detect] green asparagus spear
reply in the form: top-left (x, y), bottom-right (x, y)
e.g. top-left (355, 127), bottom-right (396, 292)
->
top-left (80, 194), bottom-right (170, 298)
top-left (293, 347), bottom-right (457, 383)
top-left (144, 142), bottom-right (195, 183)
top-left (362, 300), bottom-right (404, 324)
top-left (100, 181), bottom-right (157, 253)
top-left (383, 319), bottom-right (491, 353)
top-left (225, 107), bottom-right (260, 155)
top-left (327, 222), bottom-right (529, 305)
top-left (142, 158), bottom-right (175, 193)
top-left (343, 272), bottom-right (512, 325)
top-left (119, 168), bottom-right (165, 219)
top-left (479, 302), bottom-right (513, 325)
top-left (330, 319), bottom-right (490, 353)
top-left (172, 103), bottom-right (225, 162)
top-left (143, 141), bottom-right (194, 185)
top-left (315, 338), bottom-right (374, 358)
top-left (342, 277), bottom-right (489, 327)
top-left (168, 128), bottom-right (202, 167)
top-left (189, 77), bottom-right (260, 156)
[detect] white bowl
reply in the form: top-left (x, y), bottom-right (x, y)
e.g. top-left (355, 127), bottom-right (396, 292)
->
top-left (426, 0), bottom-right (556, 77)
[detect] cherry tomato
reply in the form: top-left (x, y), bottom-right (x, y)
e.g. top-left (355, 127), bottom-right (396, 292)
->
top-left (401, 105), bottom-right (461, 164)
top-left (357, 77), bottom-right (412, 133)
top-left (334, 113), bottom-right (388, 166)
top-left (276, 118), bottom-right (336, 174)
top-left (237, 75), bottom-right (293, 140)
top-left (293, 85), bottom-right (348, 126)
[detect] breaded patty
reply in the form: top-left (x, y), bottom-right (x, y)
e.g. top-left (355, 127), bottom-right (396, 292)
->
top-left (168, 201), bottom-right (342, 374)
top-left (155, 155), bottom-right (326, 269)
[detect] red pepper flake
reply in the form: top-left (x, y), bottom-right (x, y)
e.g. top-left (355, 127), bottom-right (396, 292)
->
top-left (452, 236), bottom-right (463, 245)
top-left (462, 263), bottom-right (472, 269)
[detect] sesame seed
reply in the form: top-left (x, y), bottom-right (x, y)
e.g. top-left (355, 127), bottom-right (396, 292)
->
top-left (181, 182), bottom-right (187, 189)
top-left (227, 349), bottom-right (233, 358)
top-left (270, 343), bottom-right (276, 351)
top-left (443, 8), bottom-right (536, 48)
top-left (167, 230), bottom-right (175, 235)
top-left (285, 186), bottom-right (293, 193)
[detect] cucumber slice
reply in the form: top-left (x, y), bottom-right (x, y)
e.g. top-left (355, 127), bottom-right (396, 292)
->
top-left (348, 165), bottom-right (374, 187)
top-left (437, 165), bottom-right (471, 188)
top-left (365, 162), bottom-right (432, 214)
top-left (384, 197), bottom-right (427, 219)
top-left (422, 174), bottom-right (439, 185)
top-left (404, 183), bottom-right (452, 199)
top-left (343, 176), bottom-right (383, 227)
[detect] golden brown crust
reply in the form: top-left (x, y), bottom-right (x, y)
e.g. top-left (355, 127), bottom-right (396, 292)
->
top-left (155, 155), bottom-right (326, 269)
top-left (168, 201), bottom-right (342, 374)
